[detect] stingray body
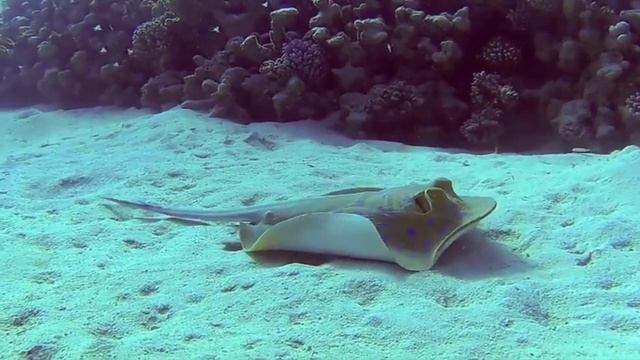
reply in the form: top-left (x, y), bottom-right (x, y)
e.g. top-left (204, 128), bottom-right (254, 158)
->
top-left (103, 178), bottom-right (496, 271)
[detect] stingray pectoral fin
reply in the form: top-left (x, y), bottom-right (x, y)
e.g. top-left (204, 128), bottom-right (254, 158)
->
top-left (239, 212), bottom-right (396, 263)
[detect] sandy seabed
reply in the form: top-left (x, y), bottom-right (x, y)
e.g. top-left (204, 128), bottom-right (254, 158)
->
top-left (1, 106), bottom-right (639, 359)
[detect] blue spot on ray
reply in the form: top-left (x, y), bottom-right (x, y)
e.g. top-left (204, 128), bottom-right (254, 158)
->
top-left (407, 227), bottom-right (417, 237)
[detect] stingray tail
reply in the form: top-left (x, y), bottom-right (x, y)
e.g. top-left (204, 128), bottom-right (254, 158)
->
top-left (101, 196), bottom-right (260, 223)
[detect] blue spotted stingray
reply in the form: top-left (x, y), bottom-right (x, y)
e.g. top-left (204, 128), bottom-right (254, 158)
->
top-left (103, 178), bottom-right (496, 271)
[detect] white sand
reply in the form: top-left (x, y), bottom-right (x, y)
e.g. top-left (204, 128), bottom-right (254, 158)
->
top-left (1, 106), bottom-right (639, 359)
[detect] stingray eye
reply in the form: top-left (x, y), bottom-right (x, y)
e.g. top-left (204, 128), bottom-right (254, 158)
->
top-left (413, 192), bottom-right (431, 213)
top-left (263, 211), bottom-right (277, 225)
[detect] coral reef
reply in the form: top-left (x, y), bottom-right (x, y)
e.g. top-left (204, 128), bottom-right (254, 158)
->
top-left (0, 0), bottom-right (153, 107)
top-left (2, 0), bottom-right (640, 151)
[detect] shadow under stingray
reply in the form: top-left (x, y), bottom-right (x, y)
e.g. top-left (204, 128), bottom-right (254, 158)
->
top-left (222, 240), bottom-right (334, 267)
top-left (220, 229), bottom-right (532, 278)
top-left (222, 239), bottom-right (405, 277)
top-left (435, 230), bottom-right (534, 279)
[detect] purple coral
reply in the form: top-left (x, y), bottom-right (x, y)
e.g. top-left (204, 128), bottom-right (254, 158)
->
top-left (365, 80), bottom-right (424, 127)
top-left (470, 71), bottom-right (518, 110)
top-left (479, 36), bottom-right (522, 71)
top-left (131, 15), bottom-right (170, 60)
top-left (460, 106), bottom-right (504, 145)
top-left (461, 71), bottom-right (519, 146)
top-left (624, 91), bottom-right (640, 118)
top-left (281, 38), bottom-right (329, 87)
top-left (623, 91), bottom-right (640, 127)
